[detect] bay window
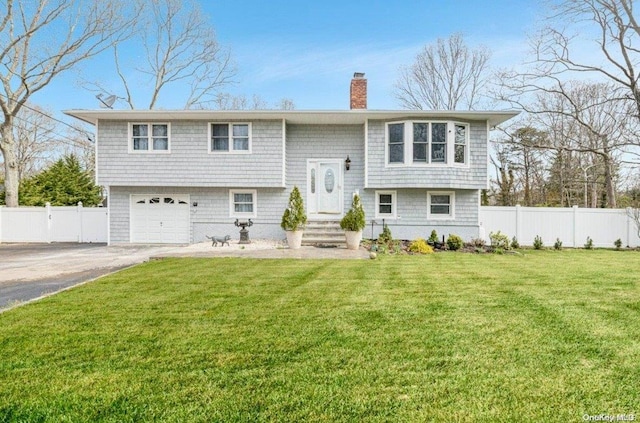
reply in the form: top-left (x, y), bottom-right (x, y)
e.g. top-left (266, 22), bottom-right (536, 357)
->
top-left (386, 121), bottom-right (469, 166)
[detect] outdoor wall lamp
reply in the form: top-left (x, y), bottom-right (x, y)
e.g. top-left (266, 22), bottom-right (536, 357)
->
top-left (345, 155), bottom-right (351, 171)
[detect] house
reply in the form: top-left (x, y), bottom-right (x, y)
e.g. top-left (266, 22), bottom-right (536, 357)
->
top-left (65, 73), bottom-right (518, 245)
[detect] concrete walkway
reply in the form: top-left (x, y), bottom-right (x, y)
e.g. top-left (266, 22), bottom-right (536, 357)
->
top-left (153, 244), bottom-right (370, 260)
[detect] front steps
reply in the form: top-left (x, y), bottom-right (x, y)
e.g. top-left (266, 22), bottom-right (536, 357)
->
top-left (301, 220), bottom-right (345, 247)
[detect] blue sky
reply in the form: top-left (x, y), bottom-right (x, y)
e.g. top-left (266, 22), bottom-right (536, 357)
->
top-left (204, 0), bottom-right (540, 109)
top-left (35, 0), bottom-right (542, 118)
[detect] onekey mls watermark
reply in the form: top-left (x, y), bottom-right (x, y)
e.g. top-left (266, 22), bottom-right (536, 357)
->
top-left (582, 414), bottom-right (635, 422)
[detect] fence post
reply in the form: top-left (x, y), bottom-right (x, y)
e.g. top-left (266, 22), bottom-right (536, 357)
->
top-left (45, 202), bottom-right (52, 244)
top-left (573, 205), bottom-right (578, 248)
top-left (77, 201), bottom-right (83, 243)
top-left (627, 207), bottom-right (632, 248)
top-left (0, 206), bottom-right (3, 244)
top-left (515, 204), bottom-right (521, 243)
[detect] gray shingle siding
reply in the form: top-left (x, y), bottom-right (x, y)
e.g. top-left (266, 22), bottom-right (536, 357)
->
top-left (366, 119), bottom-right (488, 189)
top-left (109, 186), bottom-right (479, 243)
top-left (360, 189), bottom-right (480, 240)
top-left (109, 186), bottom-right (290, 243)
top-left (285, 124), bottom-right (365, 210)
top-left (97, 120), bottom-right (284, 187)
top-left (103, 117), bottom-right (488, 244)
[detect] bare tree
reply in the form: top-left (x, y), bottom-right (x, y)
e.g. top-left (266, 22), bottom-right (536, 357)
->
top-left (536, 0), bottom-right (640, 119)
top-left (495, 126), bottom-right (550, 206)
top-left (498, 75), bottom-right (633, 207)
top-left (490, 146), bottom-right (517, 206)
top-left (395, 33), bottom-right (491, 110)
top-left (11, 106), bottom-right (58, 181)
top-left (276, 98), bottom-right (296, 111)
top-left (85, 0), bottom-right (236, 110)
top-left (0, 0), bottom-right (137, 207)
top-left (213, 93), bottom-right (296, 111)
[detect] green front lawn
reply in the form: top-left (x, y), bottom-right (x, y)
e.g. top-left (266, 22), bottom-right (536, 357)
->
top-left (0, 251), bottom-right (639, 422)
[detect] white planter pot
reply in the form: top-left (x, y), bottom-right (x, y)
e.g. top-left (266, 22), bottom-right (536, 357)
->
top-left (345, 230), bottom-right (363, 250)
top-left (285, 230), bottom-right (304, 250)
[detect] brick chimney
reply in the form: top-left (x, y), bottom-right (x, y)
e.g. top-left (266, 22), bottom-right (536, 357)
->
top-left (350, 72), bottom-right (367, 109)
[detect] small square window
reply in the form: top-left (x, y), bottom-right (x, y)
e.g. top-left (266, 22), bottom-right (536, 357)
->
top-left (375, 191), bottom-right (397, 219)
top-left (229, 190), bottom-right (257, 218)
top-left (427, 192), bottom-right (454, 220)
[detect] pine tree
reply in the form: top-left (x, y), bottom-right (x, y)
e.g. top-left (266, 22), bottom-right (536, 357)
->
top-left (340, 193), bottom-right (366, 231)
top-left (19, 155), bottom-right (101, 206)
top-left (281, 186), bottom-right (307, 231)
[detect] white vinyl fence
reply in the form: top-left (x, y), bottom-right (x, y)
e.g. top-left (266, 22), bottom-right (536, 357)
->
top-left (480, 205), bottom-right (640, 248)
top-left (0, 202), bottom-right (108, 243)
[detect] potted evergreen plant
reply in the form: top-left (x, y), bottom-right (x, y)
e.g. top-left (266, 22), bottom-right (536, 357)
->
top-left (340, 193), bottom-right (366, 250)
top-left (281, 186), bottom-right (307, 249)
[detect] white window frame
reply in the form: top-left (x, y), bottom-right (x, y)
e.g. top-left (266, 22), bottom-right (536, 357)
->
top-left (453, 122), bottom-right (469, 166)
top-left (386, 122), bottom-right (405, 164)
top-left (375, 190), bottom-right (397, 219)
top-left (209, 122), bottom-right (252, 154)
top-left (429, 122), bottom-right (448, 164)
top-left (384, 121), bottom-right (470, 168)
top-left (128, 122), bottom-right (171, 153)
top-left (427, 191), bottom-right (455, 220)
top-left (229, 189), bottom-right (257, 218)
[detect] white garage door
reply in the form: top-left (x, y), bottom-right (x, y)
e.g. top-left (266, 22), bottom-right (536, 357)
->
top-left (131, 194), bottom-right (190, 243)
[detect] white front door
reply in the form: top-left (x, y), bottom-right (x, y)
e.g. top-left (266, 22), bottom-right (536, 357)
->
top-left (131, 194), bottom-right (190, 243)
top-left (307, 160), bottom-right (342, 217)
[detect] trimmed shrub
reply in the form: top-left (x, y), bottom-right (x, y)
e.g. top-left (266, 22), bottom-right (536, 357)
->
top-left (489, 231), bottom-right (510, 250)
top-left (446, 234), bottom-right (464, 251)
top-left (511, 236), bottom-right (520, 249)
top-left (614, 238), bottom-right (622, 250)
top-left (340, 194), bottom-right (366, 232)
top-left (281, 186), bottom-right (307, 231)
top-left (470, 238), bottom-right (486, 248)
top-left (427, 230), bottom-right (439, 244)
top-left (408, 238), bottom-right (434, 254)
top-left (584, 237), bottom-right (594, 250)
top-left (554, 238), bottom-right (563, 250)
top-left (533, 235), bottom-right (544, 250)
top-left (378, 225), bottom-right (393, 243)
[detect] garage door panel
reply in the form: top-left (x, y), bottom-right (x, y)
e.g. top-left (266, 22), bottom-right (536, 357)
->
top-left (131, 195), bottom-right (190, 243)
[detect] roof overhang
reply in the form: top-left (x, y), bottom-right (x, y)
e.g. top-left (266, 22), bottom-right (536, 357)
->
top-left (64, 109), bottom-right (520, 127)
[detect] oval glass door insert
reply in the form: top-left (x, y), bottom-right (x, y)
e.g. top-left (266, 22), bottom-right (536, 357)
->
top-left (324, 168), bottom-right (335, 193)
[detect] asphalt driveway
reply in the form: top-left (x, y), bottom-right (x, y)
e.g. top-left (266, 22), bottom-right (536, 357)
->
top-left (0, 243), bottom-right (182, 311)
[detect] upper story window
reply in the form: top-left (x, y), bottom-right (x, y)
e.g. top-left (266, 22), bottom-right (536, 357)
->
top-left (454, 124), bottom-right (467, 164)
top-left (431, 123), bottom-right (447, 163)
top-left (130, 123), bottom-right (170, 152)
top-left (388, 123), bottom-right (404, 163)
top-left (386, 121), bottom-right (469, 166)
top-left (210, 123), bottom-right (251, 153)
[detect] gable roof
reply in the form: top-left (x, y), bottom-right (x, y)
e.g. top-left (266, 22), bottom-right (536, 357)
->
top-left (65, 109), bottom-right (519, 127)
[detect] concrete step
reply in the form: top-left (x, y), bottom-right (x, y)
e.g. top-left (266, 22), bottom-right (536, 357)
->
top-left (302, 221), bottom-right (345, 246)
top-left (302, 235), bottom-right (347, 247)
